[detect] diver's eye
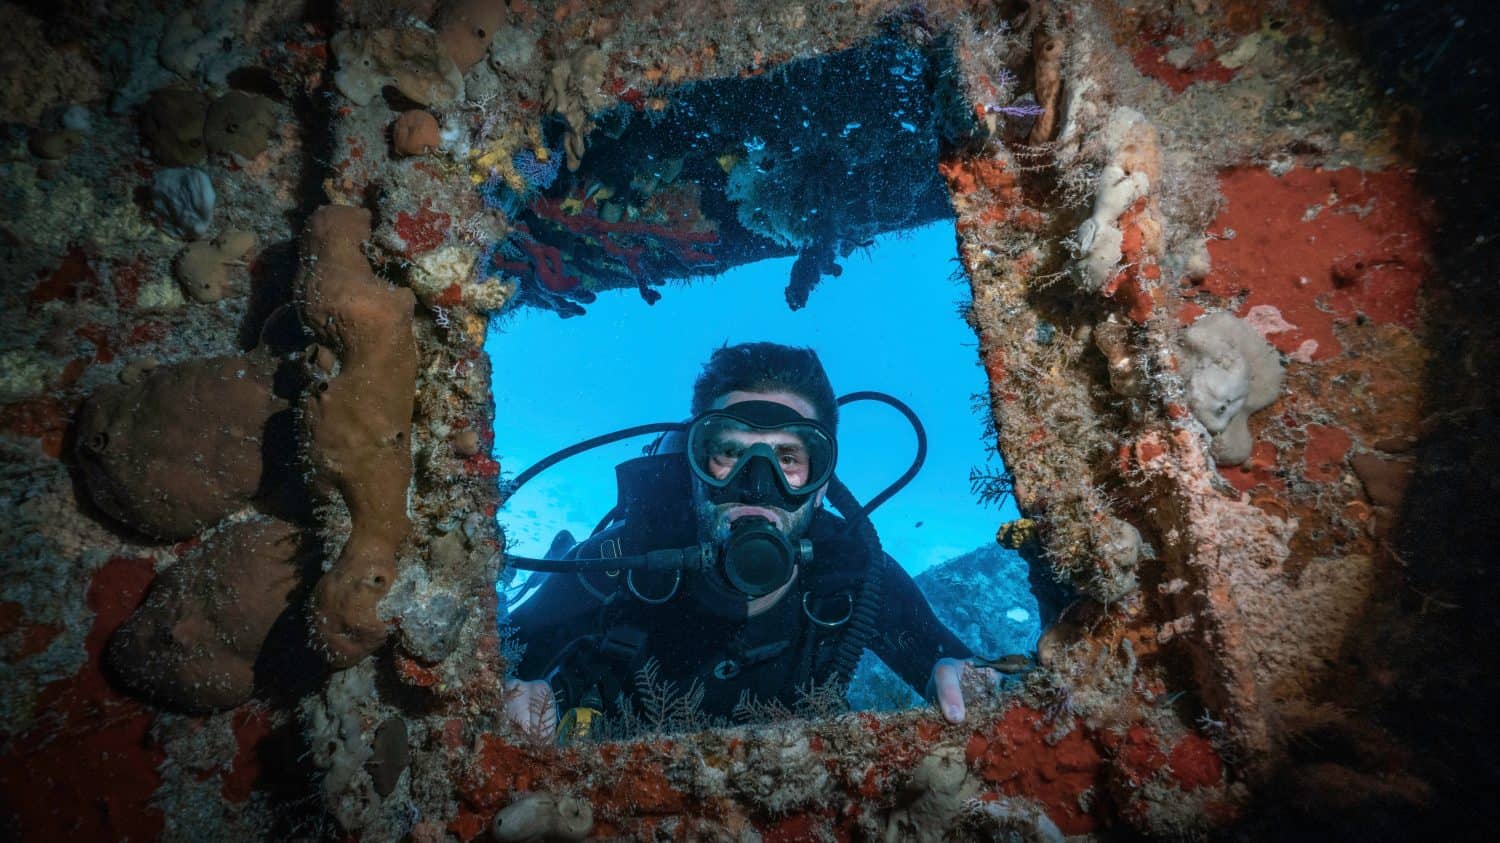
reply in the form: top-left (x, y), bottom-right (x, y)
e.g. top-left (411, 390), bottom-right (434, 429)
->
top-left (707, 442), bottom-right (742, 478)
top-left (777, 447), bottom-right (810, 486)
top-left (776, 444), bottom-right (808, 466)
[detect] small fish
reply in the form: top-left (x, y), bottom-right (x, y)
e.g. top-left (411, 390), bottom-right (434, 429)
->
top-left (914, 521), bottom-right (924, 528)
top-left (972, 654), bottom-right (1034, 674)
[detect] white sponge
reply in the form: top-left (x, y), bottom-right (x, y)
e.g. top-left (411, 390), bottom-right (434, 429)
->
top-left (1180, 312), bottom-right (1285, 465)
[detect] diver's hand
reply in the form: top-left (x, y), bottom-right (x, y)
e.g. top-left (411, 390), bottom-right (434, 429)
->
top-left (929, 658), bottom-right (1000, 724)
top-left (503, 678), bottom-right (558, 740)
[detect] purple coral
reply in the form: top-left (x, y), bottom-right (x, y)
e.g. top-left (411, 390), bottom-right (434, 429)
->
top-left (983, 69), bottom-right (1045, 121)
top-left (512, 147), bottom-right (561, 191)
top-left (987, 102), bottom-right (1046, 119)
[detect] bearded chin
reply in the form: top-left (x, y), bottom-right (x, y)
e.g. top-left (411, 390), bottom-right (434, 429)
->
top-left (691, 483), bottom-right (817, 545)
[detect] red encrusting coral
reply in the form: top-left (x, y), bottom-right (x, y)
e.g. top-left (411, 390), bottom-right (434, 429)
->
top-left (939, 156), bottom-right (1048, 235)
top-left (0, 396), bottom-right (72, 458)
top-left (28, 246), bottom-right (99, 307)
top-left (1198, 167), bottom-right (1431, 361)
top-left (0, 601), bottom-right (62, 657)
top-left (465, 453), bottom-right (501, 478)
top-left (493, 190), bottom-right (719, 303)
top-left (435, 282), bottom-right (465, 307)
top-left (0, 556), bottom-right (165, 841)
top-left (222, 707), bottom-right (276, 803)
top-left (456, 735), bottom-right (684, 840)
top-left (938, 157), bottom-right (1020, 201)
top-left (1102, 723), bottom-right (1169, 788)
top-left (965, 707), bottom-right (1106, 835)
top-left (1168, 733), bottom-right (1224, 790)
top-left (1102, 198), bottom-right (1165, 322)
top-left (109, 255), bottom-right (148, 309)
top-left (1219, 439), bottom-right (1285, 494)
top-left (1302, 423), bottom-right (1353, 483)
top-left (447, 705), bottom-right (1138, 839)
top-left (393, 199), bottom-right (452, 256)
top-left (1132, 38), bottom-right (1238, 93)
top-left (396, 653), bottom-right (442, 686)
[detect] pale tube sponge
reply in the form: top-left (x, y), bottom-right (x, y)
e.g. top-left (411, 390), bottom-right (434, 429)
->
top-left (1066, 107), bottom-right (1159, 291)
top-left (1180, 312), bottom-right (1286, 466)
top-left (151, 167), bottom-right (215, 240)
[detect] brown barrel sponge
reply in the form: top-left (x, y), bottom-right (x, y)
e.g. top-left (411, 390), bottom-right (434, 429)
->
top-left (108, 516), bottom-right (303, 711)
top-left (74, 354), bottom-right (287, 541)
top-left (437, 0), bottom-right (505, 72)
top-left (204, 91), bottom-right (277, 158)
top-left (297, 205), bottom-right (417, 667)
top-left (141, 87), bottom-right (209, 166)
top-left (392, 109), bottom-right (440, 157)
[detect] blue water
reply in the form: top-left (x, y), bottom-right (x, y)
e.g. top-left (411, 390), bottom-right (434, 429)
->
top-left (486, 219), bottom-right (1020, 601)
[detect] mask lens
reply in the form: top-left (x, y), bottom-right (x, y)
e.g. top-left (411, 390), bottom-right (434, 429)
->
top-left (689, 414), bottom-right (833, 491)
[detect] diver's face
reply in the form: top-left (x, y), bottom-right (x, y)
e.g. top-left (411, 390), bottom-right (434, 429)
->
top-left (693, 389), bottom-right (828, 542)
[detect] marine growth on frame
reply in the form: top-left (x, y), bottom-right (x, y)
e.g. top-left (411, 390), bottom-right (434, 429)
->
top-left (485, 40), bottom-right (1052, 742)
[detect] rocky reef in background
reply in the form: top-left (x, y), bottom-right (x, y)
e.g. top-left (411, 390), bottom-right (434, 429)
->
top-left (0, 0), bottom-right (1497, 840)
top-left (848, 542), bottom-right (1060, 712)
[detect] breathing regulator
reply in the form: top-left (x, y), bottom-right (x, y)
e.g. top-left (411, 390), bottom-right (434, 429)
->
top-left (500, 391), bottom-right (926, 605)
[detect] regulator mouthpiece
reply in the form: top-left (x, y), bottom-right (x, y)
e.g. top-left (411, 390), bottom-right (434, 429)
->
top-left (722, 516), bottom-right (794, 597)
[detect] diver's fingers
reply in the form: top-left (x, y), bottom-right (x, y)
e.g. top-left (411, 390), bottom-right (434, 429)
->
top-left (503, 678), bottom-right (558, 739)
top-left (931, 657), bottom-right (967, 724)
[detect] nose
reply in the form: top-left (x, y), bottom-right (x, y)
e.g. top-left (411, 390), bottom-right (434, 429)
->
top-left (737, 456), bottom-right (779, 505)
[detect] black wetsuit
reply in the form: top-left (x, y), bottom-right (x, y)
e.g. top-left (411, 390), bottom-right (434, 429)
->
top-left (507, 506), bottom-right (972, 718)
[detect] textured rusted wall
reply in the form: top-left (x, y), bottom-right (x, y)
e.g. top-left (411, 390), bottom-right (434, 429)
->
top-left (1, 0), bottom-right (1495, 840)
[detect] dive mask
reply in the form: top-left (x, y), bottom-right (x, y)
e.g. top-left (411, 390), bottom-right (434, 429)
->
top-left (686, 400), bottom-right (837, 512)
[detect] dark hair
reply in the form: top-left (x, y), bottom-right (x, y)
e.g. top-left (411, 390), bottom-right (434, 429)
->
top-left (691, 342), bottom-right (838, 431)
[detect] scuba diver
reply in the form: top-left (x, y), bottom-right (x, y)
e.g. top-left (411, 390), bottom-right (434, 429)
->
top-left (501, 342), bottom-right (995, 739)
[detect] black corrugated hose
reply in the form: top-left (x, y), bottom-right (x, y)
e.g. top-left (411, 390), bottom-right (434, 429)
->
top-left (825, 475), bottom-right (885, 687)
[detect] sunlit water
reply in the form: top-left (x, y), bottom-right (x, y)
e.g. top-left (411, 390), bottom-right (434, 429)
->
top-left (485, 219), bottom-right (1041, 705)
top-left (488, 220), bottom-right (1015, 560)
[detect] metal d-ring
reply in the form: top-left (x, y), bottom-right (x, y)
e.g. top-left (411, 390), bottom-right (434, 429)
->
top-left (802, 591), bottom-right (853, 628)
top-left (577, 539), bottom-right (625, 602)
top-left (627, 569), bottom-right (681, 604)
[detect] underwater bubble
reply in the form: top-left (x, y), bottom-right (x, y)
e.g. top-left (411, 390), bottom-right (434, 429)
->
top-left (888, 62), bottom-right (921, 81)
